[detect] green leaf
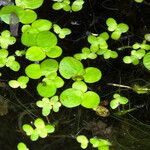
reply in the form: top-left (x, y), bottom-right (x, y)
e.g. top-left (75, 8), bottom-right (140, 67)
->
top-left (37, 82), bottom-right (57, 97)
top-left (76, 135), bottom-right (89, 149)
top-left (37, 31), bottom-right (57, 48)
top-left (60, 88), bottom-right (83, 108)
top-left (46, 46), bottom-right (62, 58)
top-left (21, 27), bottom-right (39, 47)
top-left (134, 0), bottom-right (144, 3)
top-left (25, 64), bottom-right (42, 79)
top-left (45, 125), bottom-right (55, 133)
top-left (83, 67), bottom-right (102, 83)
top-left (59, 57), bottom-right (84, 79)
top-left (0, 30), bottom-right (16, 49)
top-left (8, 80), bottom-right (20, 88)
top-left (17, 76), bottom-right (29, 89)
top-left (144, 34), bottom-right (150, 42)
top-left (17, 142), bottom-right (28, 150)
top-left (32, 19), bottom-right (52, 31)
top-left (106, 18), bottom-right (117, 31)
top-left (123, 56), bottom-right (132, 64)
top-left (34, 118), bottom-right (45, 128)
top-left (99, 32), bottom-right (109, 41)
top-left (15, 0), bottom-right (44, 9)
top-left (111, 30), bottom-right (121, 40)
top-left (0, 49), bottom-right (8, 58)
top-left (72, 81), bottom-right (87, 92)
top-left (81, 91), bottom-right (100, 109)
top-left (117, 23), bottom-right (129, 33)
top-left (26, 46), bottom-right (46, 61)
top-left (52, 3), bottom-right (64, 10)
top-left (71, 0), bottom-right (84, 12)
top-left (143, 52), bottom-right (150, 70)
top-left (40, 59), bottom-right (58, 76)
top-left (19, 9), bottom-right (37, 24)
top-left (22, 124), bottom-right (33, 136)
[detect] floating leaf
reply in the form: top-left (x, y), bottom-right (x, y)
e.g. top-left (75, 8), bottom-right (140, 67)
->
top-left (59, 57), bottom-right (84, 79)
top-left (143, 52), bottom-right (150, 70)
top-left (72, 81), bottom-right (87, 92)
top-left (46, 46), bottom-right (62, 58)
top-left (32, 19), bottom-right (52, 31)
top-left (26, 46), bottom-right (46, 61)
top-left (83, 67), bottom-right (102, 83)
top-left (37, 82), bottom-right (57, 97)
top-left (37, 31), bottom-right (57, 48)
top-left (40, 59), bottom-right (58, 76)
top-left (60, 88), bottom-right (83, 108)
top-left (81, 91), bottom-right (100, 109)
top-left (15, 0), bottom-right (44, 9)
top-left (25, 64), bottom-right (42, 79)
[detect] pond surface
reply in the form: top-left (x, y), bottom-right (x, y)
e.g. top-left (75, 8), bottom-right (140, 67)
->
top-left (0, 0), bottom-right (150, 150)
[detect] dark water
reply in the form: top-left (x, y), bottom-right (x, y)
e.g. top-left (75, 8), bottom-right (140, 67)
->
top-left (0, 0), bottom-right (150, 149)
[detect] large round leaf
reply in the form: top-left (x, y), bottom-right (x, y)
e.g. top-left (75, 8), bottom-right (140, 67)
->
top-left (37, 31), bottom-right (57, 48)
top-left (37, 82), bottom-right (56, 97)
top-left (46, 46), bottom-right (62, 58)
top-left (59, 57), bottom-right (84, 79)
top-left (60, 88), bottom-right (83, 108)
top-left (81, 91), bottom-right (100, 109)
top-left (15, 0), bottom-right (44, 9)
top-left (19, 9), bottom-right (37, 24)
top-left (21, 28), bottom-right (39, 46)
top-left (25, 64), bottom-right (42, 79)
top-left (143, 52), bottom-right (150, 70)
top-left (32, 19), bottom-right (52, 31)
top-left (26, 46), bottom-right (46, 61)
top-left (40, 59), bottom-right (58, 76)
top-left (83, 67), bottom-right (102, 83)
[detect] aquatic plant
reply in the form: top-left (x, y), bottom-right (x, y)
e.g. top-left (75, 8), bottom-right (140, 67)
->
top-left (0, 0), bottom-right (149, 150)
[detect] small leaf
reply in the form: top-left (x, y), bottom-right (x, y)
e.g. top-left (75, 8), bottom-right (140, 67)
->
top-left (37, 82), bottom-right (57, 97)
top-left (26, 46), bottom-right (46, 61)
top-left (60, 88), bottom-right (83, 108)
top-left (25, 64), bottom-right (42, 79)
top-left (81, 91), bottom-right (100, 109)
top-left (83, 67), bottom-right (102, 83)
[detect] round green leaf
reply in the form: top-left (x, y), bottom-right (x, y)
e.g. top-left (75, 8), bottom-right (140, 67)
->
top-left (22, 124), bottom-right (33, 136)
top-left (8, 80), bottom-right (20, 88)
top-left (46, 46), bottom-right (62, 58)
top-left (111, 31), bottom-right (121, 40)
top-left (143, 52), bottom-right (150, 70)
top-left (117, 23), bottom-right (129, 33)
top-left (52, 3), bottom-right (63, 10)
top-left (17, 142), bottom-right (28, 150)
top-left (21, 28), bottom-right (39, 47)
top-left (40, 59), bottom-right (58, 76)
top-left (60, 88), bottom-right (83, 108)
top-left (9, 61), bottom-right (20, 71)
top-left (83, 67), bottom-right (102, 83)
top-left (26, 46), bottom-right (46, 61)
top-left (19, 9), bottom-right (37, 24)
top-left (37, 82), bottom-right (57, 97)
top-left (15, 0), bottom-right (44, 9)
top-left (144, 34), bottom-right (150, 42)
top-left (59, 57), bottom-right (84, 79)
top-left (72, 81), bottom-right (87, 92)
top-left (32, 19), bottom-right (52, 31)
top-left (37, 31), bottom-right (57, 48)
top-left (0, 49), bottom-right (8, 58)
top-left (25, 64), bottom-right (42, 79)
top-left (106, 18), bottom-right (117, 31)
top-left (81, 91), bottom-right (100, 109)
